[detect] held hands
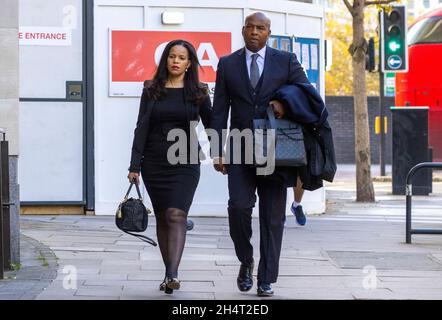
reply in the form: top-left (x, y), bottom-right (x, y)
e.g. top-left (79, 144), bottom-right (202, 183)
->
top-left (127, 172), bottom-right (140, 184)
top-left (269, 100), bottom-right (285, 119)
top-left (213, 157), bottom-right (227, 175)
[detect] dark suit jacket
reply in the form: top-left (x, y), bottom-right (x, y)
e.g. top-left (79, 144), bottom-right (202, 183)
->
top-left (210, 46), bottom-right (311, 185)
top-left (129, 80), bottom-right (212, 173)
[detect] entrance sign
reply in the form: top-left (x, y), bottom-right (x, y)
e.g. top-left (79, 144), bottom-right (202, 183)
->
top-left (19, 26), bottom-right (72, 46)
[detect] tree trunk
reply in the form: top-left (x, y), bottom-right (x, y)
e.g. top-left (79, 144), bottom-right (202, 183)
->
top-left (352, 0), bottom-right (375, 202)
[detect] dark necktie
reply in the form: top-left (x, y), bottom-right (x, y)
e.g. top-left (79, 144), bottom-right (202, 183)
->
top-left (250, 53), bottom-right (260, 89)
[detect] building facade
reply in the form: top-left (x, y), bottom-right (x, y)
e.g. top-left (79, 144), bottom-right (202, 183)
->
top-left (18, 0), bottom-right (327, 216)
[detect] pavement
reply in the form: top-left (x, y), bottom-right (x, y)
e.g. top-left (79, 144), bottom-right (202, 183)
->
top-left (1, 164), bottom-right (442, 300)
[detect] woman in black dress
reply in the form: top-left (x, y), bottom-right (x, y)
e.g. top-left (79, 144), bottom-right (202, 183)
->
top-left (127, 40), bottom-right (211, 294)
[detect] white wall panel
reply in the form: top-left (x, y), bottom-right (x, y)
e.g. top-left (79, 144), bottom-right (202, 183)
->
top-left (94, 5), bottom-right (145, 214)
top-left (19, 102), bottom-right (83, 201)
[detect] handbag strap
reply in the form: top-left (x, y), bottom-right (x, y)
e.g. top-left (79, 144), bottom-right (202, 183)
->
top-left (125, 181), bottom-right (143, 200)
top-left (266, 106), bottom-right (301, 135)
top-left (266, 106), bottom-right (277, 130)
top-left (123, 229), bottom-right (157, 246)
top-left (279, 129), bottom-right (299, 140)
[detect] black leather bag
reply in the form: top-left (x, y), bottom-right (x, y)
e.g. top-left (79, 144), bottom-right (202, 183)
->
top-left (253, 106), bottom-right (307, 167)
top-left (115, 182), bottom-right (157, 246)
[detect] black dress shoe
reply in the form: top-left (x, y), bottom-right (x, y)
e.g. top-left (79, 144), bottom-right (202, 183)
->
top-left (257, 283), bottom-right (273, 297)
top-left (237, 262), bottom-right (254, 292)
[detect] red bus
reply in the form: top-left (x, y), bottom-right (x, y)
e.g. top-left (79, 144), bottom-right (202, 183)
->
top-left (395, 7), bottom-right (442, 161)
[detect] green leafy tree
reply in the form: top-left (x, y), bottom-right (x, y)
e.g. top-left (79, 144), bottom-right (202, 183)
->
top-left (326, 2), bottom-right (380, 96)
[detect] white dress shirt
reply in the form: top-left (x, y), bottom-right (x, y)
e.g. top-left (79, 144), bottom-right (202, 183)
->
top-left (245, 46), bottom-right (266, 79)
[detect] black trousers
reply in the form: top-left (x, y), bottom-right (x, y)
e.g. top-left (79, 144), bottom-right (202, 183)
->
top-left (226, 164), bottom-right (287, 285)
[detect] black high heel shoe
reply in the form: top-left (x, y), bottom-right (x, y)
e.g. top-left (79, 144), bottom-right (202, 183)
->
top-left (166, 277), bottom-right (180, 290)
top-left (165, 286), bottom-right (173, 294)
top-left (159, 277), bottom-right (174, 294)
top-left (159, 278), bottom-right (166, 291)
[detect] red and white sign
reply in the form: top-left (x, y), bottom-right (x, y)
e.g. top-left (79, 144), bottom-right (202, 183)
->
top-left (19, 27), bottom-right (72, 46)
top-left (109, 30), bottom-right (231, 97)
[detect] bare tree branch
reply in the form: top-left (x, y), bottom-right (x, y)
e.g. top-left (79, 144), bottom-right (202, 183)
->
top-left (364, 0), bottom-right (396, 6)
top-left (343, 0), bottom-right (355, 15)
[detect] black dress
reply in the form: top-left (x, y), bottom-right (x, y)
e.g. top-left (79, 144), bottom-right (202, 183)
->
top-left (137, 87), bottom-right (211, 213)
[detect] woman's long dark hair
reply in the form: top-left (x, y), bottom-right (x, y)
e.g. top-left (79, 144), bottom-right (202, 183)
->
top-left (145, 39), bottom-right (208, 106)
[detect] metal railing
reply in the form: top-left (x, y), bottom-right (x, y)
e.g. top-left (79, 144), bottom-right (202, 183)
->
top-left (406, 162), bottom-right (442, 244)
top-left (0, 128), bottom-right (11, 279)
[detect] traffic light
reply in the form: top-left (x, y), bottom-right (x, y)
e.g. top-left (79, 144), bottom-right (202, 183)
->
top-left (380, 5), bottom-right (408, 72)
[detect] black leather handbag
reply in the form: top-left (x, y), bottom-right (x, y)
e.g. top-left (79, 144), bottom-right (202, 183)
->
top-left (253, 106), bottom-right (307, 167)
top-left (115, 182), bottom-right (157, 246)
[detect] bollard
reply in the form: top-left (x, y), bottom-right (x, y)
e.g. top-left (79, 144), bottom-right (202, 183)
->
top-left (0, 128), bottom-right (12, 276)
top-left (1, 137), bottom-right (11, 271)
top-left (0, 129), bottom-right (4, 278)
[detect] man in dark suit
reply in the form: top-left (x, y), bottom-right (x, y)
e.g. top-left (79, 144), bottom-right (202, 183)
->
top-left (211, 12), bottom-right (310, 297)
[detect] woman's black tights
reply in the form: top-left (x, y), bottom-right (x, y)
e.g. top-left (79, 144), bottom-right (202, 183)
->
top-left (155, 208), bottom-right (188, 278)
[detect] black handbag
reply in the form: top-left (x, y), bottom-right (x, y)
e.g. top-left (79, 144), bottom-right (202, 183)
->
top-left (253, 106), bottom-right (307, 167)
top-left (115, 182), bottom-right (157, 246)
